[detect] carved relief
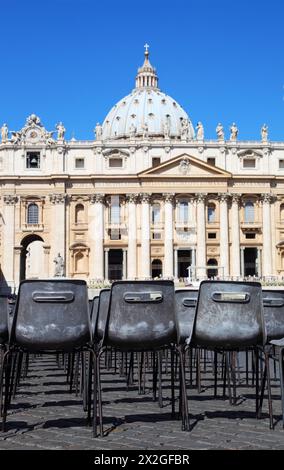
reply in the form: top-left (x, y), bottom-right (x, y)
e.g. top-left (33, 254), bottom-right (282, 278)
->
top-left (3, 195), bottom-right (18, 205)
top-left (49, 193), bottom-right (67, 204)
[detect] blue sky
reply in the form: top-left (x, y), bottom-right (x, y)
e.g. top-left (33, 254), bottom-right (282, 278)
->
top-left (0, 0), bottom-right (283, 141)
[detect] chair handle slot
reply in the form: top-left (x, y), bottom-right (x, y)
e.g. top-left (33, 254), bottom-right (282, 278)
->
top-left (182, 298), bottom-right (197, 307)
top-left (212, 292), bottom-right (250, 303)
top-left (124, 291), bottom-right (163, 303)
top-left (32, 291), bottom-right (74, 302)
top-left (263, 298), bottom-right (284, 307)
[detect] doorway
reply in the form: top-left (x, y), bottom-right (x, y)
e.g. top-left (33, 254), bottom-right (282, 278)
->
top-left (207, 258), bottom-right (218, 278)
top-left (244, 247), bottom-right (258, 276)
top-left (178, 250), bottom-right (192, 278)
top-left (20, 234), bottom-right (44, 281)
top-left (151, 259), bottom-right (162, 278)
top-left (108, 249), bottom-right (123, 280)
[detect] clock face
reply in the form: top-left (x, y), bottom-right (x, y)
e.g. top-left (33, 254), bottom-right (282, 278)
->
top-left (26, 129), bottom-right (40, 142)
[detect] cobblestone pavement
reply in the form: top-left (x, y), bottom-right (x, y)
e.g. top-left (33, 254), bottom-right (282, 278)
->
top-left (0, 353), bottom-right (283, 450)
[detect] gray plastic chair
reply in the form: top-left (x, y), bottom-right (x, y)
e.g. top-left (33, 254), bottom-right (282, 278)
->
top-left (1, 279), bottom-right (94, 433)
top-left (94, 280), bottom-right (182, 436)
top-left (260, 290), bottom-right (284, 428)
top-left (186, 280), bottom-right (271, 429)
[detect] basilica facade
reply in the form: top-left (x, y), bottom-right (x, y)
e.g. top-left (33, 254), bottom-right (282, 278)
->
top-left (0, 48), bottom-right (284, 292)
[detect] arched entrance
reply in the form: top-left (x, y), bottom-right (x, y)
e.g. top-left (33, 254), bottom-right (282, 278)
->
top-left (151, 259), bottom-right (162, 278)
top-left (20, 234), bottom-right (44, 281)
top-left (207, 258), bottom-right (218, 279)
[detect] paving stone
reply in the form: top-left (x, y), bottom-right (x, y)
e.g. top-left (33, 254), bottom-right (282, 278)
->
top-left (0, 354), bottom-right (283, 450)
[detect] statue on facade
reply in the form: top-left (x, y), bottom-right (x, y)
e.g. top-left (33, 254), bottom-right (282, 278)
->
top-left (180, 118), bottom-right (190, 140)
top-left (216, 123), bottom-right (224, 141)
top-left (95, 122), bottom-right (103, 140)
top-left (56, 122), bottom-right (66, 140)
top-left (53, 253), bottom-right (64, 277)
top-left (230, 122), bottom-right (238, 141)
top-left (261, 124), bottom-right (268, 142)
top-left (1, 123), bottom-right (8, 142)
top-left (26, 114), bottom-right (41, 126)
top-left (10, 130), bottom-right (22, 144)
top-left (163, 120), bottom-right (170, 138)
top-left (44, 130), bottom-right (55, 145)
top-left (196, 121), bottom-right (204, 140)
top-left (142, 122), bottom-right (149, 139)
top-left (129, 123), bottom-right (136, 138)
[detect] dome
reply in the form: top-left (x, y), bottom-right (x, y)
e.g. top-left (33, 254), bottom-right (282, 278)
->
top-left (101, 47), bottom-right (195, 141)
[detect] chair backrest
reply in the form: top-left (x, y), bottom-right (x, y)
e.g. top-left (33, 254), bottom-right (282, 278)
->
top-left (175, 289), bottom-right (198, 345)
top-left (262, 289), bottom-right (284, 342)
top-left (191, 281), bottom-right (266, 349)
top-left (102, 280), bottom-right (176, 351)
top-left (0, 295), bottom-right (9, 344)
top-left (10, 279), bottom-right (91, 351)
top-left (94, 289), bottom-right (111, 341)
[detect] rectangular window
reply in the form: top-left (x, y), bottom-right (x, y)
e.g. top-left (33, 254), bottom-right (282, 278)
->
top-left (178, 202), bottom-right (188, 223)
top-left (109, 158), bottom-right (123, 168)
top-left (207, 157), bottom-right (216, 166)
top-left (110, 195), bottom-right (120, 224)
top-left (75, 158), bottom-right (85, 169)
top-left (245, 233), bottom-right (256, 239)
top-left (26, 152), bottom-right (40, 169)
top-left (208, 232), bottom-right (216, 239)
top-left (152, 157), bottom-right (161, 167)
top-left (243, 159), bottom-right (256, 169)
top-left (279, 160), bottom-right (284, 169)
top-left (110, 229), bottom-right (121, 240)
top-left (152, 232), bottom-right (162, 240)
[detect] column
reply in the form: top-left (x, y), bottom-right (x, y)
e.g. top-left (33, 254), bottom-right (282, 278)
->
top-left (240, 247), bottom-right (245, 278)
top-left (13, 246), bottom-right (22, 289)
top-left (49, 193), bottom-right (66, 275)
top-left (163, 193), bottom-right (175, 278)
top-left (123, 248), bottom-right (127, 279)
top-left (219, 193), bottom-right (230, 279)
top-left (104, 248), bottom-right (109, 281)
top-left (262, 194), bottom-right (272, 277)
top-left (257, 247), bottom-right (262, 277)
top-left (191, 248), bottom-right (196, 280)
top-left (196, 194), bottom-right (206, 279)
top-left (127, 194), bottom-right (138, 279)
top-left (174, 249), bottom-right (178, 279)
top-left (3, 195), bottom-right (18, 290)
top-left (231, 194), bottom-right (241, 278)
top-left (89, 194), bottom-right (105, 280)
top-left (140, 194), bottom-right (151, 279)
top-left (43, 245), bottom-right (51, 278)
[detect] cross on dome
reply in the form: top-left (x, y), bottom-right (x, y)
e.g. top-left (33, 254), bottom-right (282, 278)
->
top-left (136, 44), bottom-right (158, 89)
top-left (144, 43), bottom-right (149, 54)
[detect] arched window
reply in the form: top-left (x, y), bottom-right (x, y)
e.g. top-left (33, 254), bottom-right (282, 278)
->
top-left (75, 251), bottom-right (84, 273)
top-left (244, 201), bottom-right (254, 223)
top-left (207, 203), bottom-right (216, 223)
top-left (280, 203), bottom-right (284, 222)
top-left (152, 203), bottom-right (161, 224)
top-left (178, 201), bottom-right (188, 223)
top-left (75, 203), bottom-right (85, 224)
top-left (27, 203), bottom-right (39, 224)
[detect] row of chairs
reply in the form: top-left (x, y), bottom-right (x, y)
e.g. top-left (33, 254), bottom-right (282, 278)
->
top-left (0, 279), bottom-right (283, 436)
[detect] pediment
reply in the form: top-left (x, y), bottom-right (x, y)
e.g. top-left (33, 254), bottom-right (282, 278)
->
top-left (237, 149), bottom-right (263, 158)
top-left (138, 154), bottom-right (231, 178)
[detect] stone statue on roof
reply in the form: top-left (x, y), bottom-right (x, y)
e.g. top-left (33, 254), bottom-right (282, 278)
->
top-left (1, 123), bottom-right (8, 142)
